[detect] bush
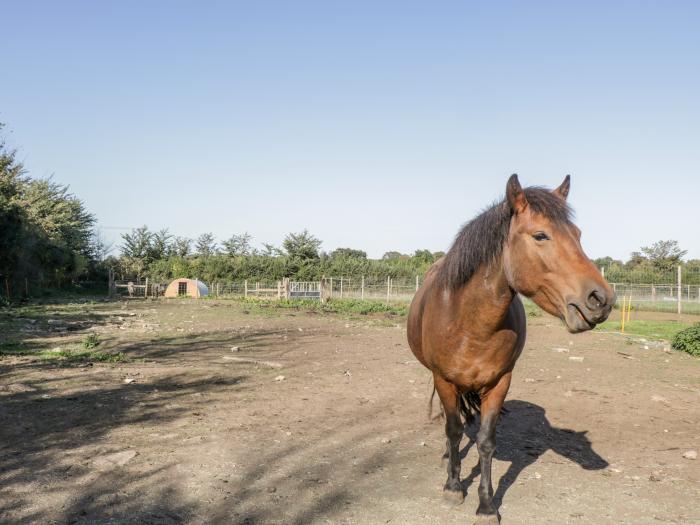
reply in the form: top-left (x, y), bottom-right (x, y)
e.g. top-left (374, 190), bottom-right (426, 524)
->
top-left (672, 323), bottom-right (700, 357)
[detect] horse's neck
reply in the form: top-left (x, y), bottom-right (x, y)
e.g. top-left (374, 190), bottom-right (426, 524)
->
top-left (454, 258), bottom-right (515, 334)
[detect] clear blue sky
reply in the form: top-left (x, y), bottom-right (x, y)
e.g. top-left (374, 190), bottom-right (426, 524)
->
top-left (2, 1), bottom-right (699, 260)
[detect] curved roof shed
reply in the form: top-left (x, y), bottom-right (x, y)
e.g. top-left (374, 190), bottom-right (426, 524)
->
top-left (164, 278), bottom-right (209, 298)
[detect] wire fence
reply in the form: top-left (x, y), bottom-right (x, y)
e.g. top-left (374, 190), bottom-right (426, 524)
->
top-left (603, 266), bottom-right (700, 315)
top-left (102, 266), bottom-right (700, 317)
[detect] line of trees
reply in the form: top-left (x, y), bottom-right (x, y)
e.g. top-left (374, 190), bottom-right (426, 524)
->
top-left (111, 226), bottom-right (444, 283)
top-left (593, 240), bottom-right (700, 284)
top-left (113, 225), bottom-right (699, 286)
top-left (0, 124), bottom-right (104, 299)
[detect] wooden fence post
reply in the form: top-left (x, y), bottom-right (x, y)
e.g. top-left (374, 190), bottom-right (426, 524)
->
top-left (340, 276), bottom-right (343, 299)
top-left (145, 278), bottom-right (149, 298)
top-left (677, 265), bottom-right (682, 315)
top-left (244, 280), bottom-right (248, 298)
top-left (386, 276), bottom-right (390, 303)
top-left (415, 275), bottom-right (419, 292)
top-left (330, 277), bottom-right (333, 299)
top-left (361, 276), bottom-right (365, 300)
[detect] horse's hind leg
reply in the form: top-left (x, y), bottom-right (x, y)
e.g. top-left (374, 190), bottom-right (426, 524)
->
top-left (474, 372), bottom-right (511, 525)
top-left (434, 374), bottom-right (464, 502)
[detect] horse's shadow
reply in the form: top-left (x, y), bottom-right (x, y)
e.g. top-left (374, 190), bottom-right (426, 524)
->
top-left (457, 399), bottom-right (608, 508)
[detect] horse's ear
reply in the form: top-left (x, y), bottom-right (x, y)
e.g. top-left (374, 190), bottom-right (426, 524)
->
top-left (552, 174), bottom-right (571, 200)
top-left (506, 174), bottom-right (528, 214)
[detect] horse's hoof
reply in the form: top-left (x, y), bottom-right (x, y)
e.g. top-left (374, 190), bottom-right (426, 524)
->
top-left (474, 513), bottom-right (500, 525)
top-left (442, 488), bottom-right (464, 505)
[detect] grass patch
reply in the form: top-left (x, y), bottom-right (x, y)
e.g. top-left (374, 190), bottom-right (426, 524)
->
top-left (229, 297), bottom-right (408, 317)
top-left (0, 341), bottom-right (126, 363)
top-left (82, 332), bottom-right (100, 349)
top-left (595, 320), bottom-right (693, 341)
top-left (40, 349), bottom-right (127, 363)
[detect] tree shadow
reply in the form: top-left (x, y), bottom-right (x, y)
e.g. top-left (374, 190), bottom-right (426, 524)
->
top-left (459, 399), bottom-right (608, 509)
top-left (0, 369), bottom-right (248, 524)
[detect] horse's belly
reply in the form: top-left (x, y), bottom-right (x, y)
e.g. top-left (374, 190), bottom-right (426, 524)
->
top-left (431, 332), bottom-right (520, 391)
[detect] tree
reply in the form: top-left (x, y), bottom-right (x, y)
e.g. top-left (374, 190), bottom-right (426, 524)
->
top-left (330, 247), bottom-right (367, 259)
top-left (121, 226), bottom-right (153, 279)
top-left (195, 233), bottom-right (218, 257)
top-left (625, 251), bottom-right (648, 270)
top-left (150, 229), bottom-right (172, 260)
top-left (640, 240), bottom-right (687, 271)
top-left (0, 127), bottom-right (27, 281)
top-left (171, 236), bottom-right (192, 257)
top-left (282, 230), bottom-right (321, 261)
top-left (412, 249), bottom-right (435, 265)
top-left (382, 251), bottom-right (404, 260)
top-left (0, 122), bottom-right (100, 291)
top-left (121, 226), bottom-right (153, 260)
top-left (261, 243), bottom-right (283, 257)
top-left (222, 232), bottom-right (252, 256)
top-left (90, 231), bottom-right (113, 261)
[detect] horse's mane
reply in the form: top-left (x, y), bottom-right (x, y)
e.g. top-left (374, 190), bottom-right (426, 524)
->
top-left (437, 187), bottom-right (573, 291)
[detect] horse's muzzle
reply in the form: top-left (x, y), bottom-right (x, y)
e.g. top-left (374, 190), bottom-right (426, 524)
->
top-left (564, 291), bottom-right (614, 333)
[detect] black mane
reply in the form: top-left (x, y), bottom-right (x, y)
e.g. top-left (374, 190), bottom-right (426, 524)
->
top-left (437, 187), bottom-right (573, 290)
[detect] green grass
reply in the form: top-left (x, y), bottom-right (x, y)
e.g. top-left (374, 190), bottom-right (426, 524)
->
top-left (595, 319), bottom-right (693, 341)
top-left (615, 300), bottom-right (700, 315)
top-left (0, 341), bottom-right (126, 363)
top-left (224, 297), bottom-right (408, 317)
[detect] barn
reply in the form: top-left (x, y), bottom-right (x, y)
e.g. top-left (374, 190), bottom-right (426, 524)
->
top-left (164, 278), bottom-right (209, 298)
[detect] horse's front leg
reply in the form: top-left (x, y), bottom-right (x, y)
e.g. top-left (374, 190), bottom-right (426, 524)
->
top-left (475, 372), bottom-right (511, 525)
top-left (434, 374), bottom-right (464, 502)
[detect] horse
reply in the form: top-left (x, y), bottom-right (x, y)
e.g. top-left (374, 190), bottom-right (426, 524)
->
top-left (407, 174), bottom-right (615, 524)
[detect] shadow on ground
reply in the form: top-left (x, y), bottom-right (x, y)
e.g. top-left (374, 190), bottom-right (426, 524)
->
top-left (457, 399), bottom-right (608, 510)
top-left (0, 366), bottom-right (247, 524)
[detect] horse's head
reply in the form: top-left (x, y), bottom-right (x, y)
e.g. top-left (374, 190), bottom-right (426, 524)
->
top-left (503, 174), bottom-right (615, 333)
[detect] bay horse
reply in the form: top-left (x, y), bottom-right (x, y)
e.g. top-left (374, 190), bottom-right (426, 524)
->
top-left (407, 175), bottom-right (615, 524)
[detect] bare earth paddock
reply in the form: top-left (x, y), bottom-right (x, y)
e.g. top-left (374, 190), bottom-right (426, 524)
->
top-left (1, 300), bottom-right (698, 525)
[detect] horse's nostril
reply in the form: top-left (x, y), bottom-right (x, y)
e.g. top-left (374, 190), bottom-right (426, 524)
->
top-left (587, 290), bottom-right (606, 310)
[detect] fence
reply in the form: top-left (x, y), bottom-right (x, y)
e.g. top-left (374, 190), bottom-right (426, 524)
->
top-left (604, 265), bottom-right (700, 315)
top-left (109, 267), bottom-right (700, 316)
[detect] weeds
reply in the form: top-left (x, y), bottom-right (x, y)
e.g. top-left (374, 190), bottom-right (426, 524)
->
top-left (82, 332), bottom-right (100, 349)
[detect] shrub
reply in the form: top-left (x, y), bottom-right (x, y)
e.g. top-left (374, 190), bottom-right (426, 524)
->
top-left (672, 323), bottom-right (700, 357)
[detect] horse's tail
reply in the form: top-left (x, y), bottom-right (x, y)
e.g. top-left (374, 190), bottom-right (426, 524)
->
top-left (459, 390), bottom-right (481, 424)
top-left (428, 384), bottom-right (443, 421)
top-left (428, 382), bottom-right (482, 423)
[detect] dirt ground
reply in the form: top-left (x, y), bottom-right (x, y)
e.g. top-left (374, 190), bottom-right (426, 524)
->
top-left (1, 300), bottom-right (698, 525)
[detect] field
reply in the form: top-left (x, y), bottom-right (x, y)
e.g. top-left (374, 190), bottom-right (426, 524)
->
top-left (1, 299), bottom-right (699, 525)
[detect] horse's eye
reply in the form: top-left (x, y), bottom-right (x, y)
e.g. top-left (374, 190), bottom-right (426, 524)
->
top-left (532, 232), bottom-right (549, 242)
